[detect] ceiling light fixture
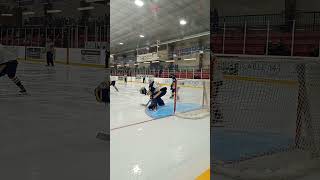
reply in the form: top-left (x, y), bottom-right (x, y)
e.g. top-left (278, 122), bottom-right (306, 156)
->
top-left (77, 6), bottom-right (95, 11)
top-left (184, 58), bottom-right (196, 61)
top-left (139, 34), bottom-right (145, 38)
top-left (22, 11), bottom-right (35, 15)
top-left (119, 42), bottom-right (124, 45)
top-left (1, 13), bottom-right (13, 16)
top-left (134, 0), bottom-right (144, 7)
top-left (47, 10), bottom-right (62, 14)
top-left (179, 19), bottom-right (187, 25)
top-left (85, 0), bottom-right (104, 2)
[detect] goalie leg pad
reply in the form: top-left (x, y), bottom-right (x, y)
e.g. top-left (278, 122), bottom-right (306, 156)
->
top-left (148, 100), bottom-right (158, 110)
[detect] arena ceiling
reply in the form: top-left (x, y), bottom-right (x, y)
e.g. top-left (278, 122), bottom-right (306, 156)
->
top-left (110, 0), bottom-right (210, 54)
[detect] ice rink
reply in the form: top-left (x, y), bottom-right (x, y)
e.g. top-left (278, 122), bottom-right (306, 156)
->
top-left (0, 61), bottom-right (108, 179)
top-left (110, 81), bottom-right (210, 179)
top-left (0, 61), bottom-right (209, 179)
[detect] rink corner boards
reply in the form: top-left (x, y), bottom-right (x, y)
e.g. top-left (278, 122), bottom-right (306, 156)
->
top-left (196, 168), bottom-right (210, 180)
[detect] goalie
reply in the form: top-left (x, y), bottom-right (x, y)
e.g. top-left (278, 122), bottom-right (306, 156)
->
top-left (140, 80), bottom-right (167, 111)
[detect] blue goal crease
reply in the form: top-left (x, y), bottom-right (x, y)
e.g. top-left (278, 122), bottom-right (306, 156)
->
top-left (145, 102), bottom-right (202, 119)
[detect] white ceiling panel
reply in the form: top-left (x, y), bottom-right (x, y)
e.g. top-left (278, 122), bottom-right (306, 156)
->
top-left (110, 0), bottom-right (210, 53)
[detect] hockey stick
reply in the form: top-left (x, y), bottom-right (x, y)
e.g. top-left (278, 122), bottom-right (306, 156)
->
top-left (96, 103), bottom-right (109, 141)
top-left (141, 99), bottom-right (151, 107)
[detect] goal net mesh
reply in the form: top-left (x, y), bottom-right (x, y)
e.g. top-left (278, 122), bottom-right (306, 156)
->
top-left (174, 79), bottom-right (210, 120)
top-left (211, 54), bottom-right (320, 179)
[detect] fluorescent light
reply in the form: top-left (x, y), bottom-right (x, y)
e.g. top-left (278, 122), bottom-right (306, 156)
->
top-left (22, 11), bottom-right (35, 15)
top-left (85, 0), bottom-right (104, 2)
top-left (119, 42), bottom-right (124, 45)
top-left (165, 60), bottom-right (175, 63)
top-left (143, 62), bottom-right (150, 64)
top-left (139, 34), bottom-right (145, 38)
top-left (77, 6), bottom-right (95, 11)
top-left (47, 10), bottom-right (62, 14)
top-left (180, 19), bottom-right (187, 25)
top-left (110, 65), bottom-right (114, 67)
top-left (184, 58), bottom-right (196, 61)
top-left (1, 14), bottom-right (13, 16)
top-left (152, 61), bottom-right (159, 63)
top-left (117, 64), bottom-right (122, 67)
top-left (135, 0), bottom-right (144, 7)
top-left (134, 63), bottom-right (139, 65)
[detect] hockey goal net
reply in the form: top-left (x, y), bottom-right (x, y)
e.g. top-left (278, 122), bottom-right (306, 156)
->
top-left (173, 78), bottom-right (210, 119)
top-left (211, 54), bottom-right (320, 179)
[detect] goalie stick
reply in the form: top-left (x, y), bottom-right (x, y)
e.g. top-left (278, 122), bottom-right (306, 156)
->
top-left (141, 99), bottom-right (151, 107)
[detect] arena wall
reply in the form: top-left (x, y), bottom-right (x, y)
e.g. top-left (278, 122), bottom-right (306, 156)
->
top-left (110, 75), bottom-right (209, 89)
top-left (214, 0), bottom-right (319, 16)
top-left (21, 0), bottom-right (106, 19)
top-left (296, 0), bottom-right (320, 11)
top-left (213, 0), bottom-right (285, 16)
top-left (5, 45), bottom-right (106, 68)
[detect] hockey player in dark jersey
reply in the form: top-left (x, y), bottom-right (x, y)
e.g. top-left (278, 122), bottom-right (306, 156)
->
top-left (0, 44), bottom-right (27, 94)
top-left (94, 80), bottom-right (109, 141)
top-left (124, 74), bottom-right (127, 84)
top-left (95, 80), bottom-right (109, 103)
top-left (142, 76), bottom-right (146, 83)
top-left (94, 80), bottom-right (119, 103)
top-left (110, 80), bottom-right (119, 92)
top-left (169, 75), bottom-right (177, 99)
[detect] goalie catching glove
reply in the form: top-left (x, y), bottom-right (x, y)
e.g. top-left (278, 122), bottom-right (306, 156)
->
top-left (140, 87), bottom-right (147, 95)
top-left (95, 81), bottom-right (109, 103)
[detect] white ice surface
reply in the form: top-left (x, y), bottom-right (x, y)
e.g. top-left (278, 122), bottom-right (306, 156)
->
top-left (110, 82), bottom-right (210, 180)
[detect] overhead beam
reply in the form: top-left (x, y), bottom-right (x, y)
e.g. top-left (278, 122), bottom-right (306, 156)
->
top-left (112, 31), bottom-right (210, 55)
